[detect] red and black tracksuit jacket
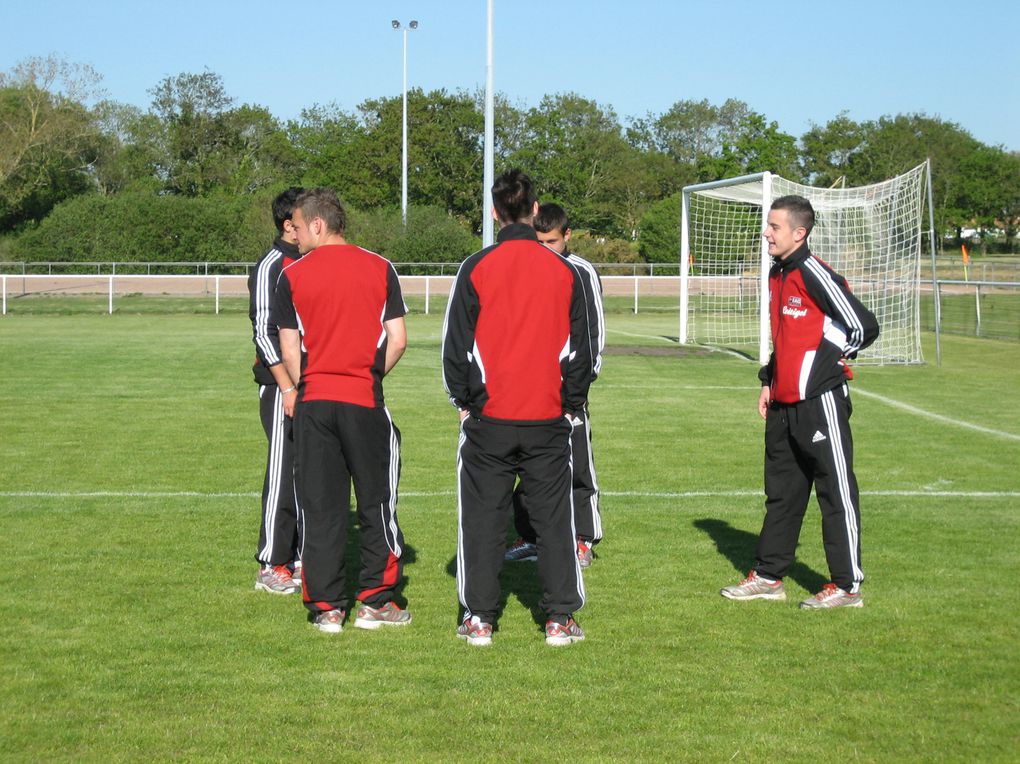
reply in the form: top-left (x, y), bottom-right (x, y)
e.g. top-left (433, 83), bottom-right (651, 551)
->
top-left (442, 223), bottom-right (593, 422)
top-left (758, 243), bottom-right (879, 402)
top-left (248, 237), bottom-right (300, 386)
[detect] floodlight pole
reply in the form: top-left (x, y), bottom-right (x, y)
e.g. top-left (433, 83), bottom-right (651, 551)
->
top-left (393, 20), bottom-right (419, 226)
top-left (482, 0), bottom-right (495, 247)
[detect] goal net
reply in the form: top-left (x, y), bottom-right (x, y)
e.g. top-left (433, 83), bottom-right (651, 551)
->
top-left (680, 162), bottom-right (929, 365)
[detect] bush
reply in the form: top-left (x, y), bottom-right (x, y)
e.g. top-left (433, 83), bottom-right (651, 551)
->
top-left (12, 191), bottom-right (273, 264)
top-left (568, 230), bottom-right (640, 263)
top-left (638, 193), bottom-right (681, 264)
top-left (348, 205), bottom-right (479, 267)
top-left (10, 193), bottom-right (480, 268)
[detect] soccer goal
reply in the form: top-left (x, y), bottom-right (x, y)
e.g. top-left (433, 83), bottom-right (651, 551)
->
top-left (679, 161), bottom-right (934, 365)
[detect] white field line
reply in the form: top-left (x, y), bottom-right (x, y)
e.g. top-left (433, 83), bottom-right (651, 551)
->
top-left (2, 489), bottom-right (1018, 500)
top-left (853, 388), bottom-right (1020, 443)
top-left (597, 384), bottom-right (750, 391)
top-left (605, 328), bottom-right (676, 342)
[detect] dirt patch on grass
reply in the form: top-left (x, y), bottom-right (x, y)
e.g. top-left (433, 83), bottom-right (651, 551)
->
top-left (604, 344), bottom-right (717, 357)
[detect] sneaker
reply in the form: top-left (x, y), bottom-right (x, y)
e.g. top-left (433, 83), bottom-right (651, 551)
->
top-left (456, 615), bottom-right (493, 646)
top-left (353, 601), bottom-right (412, 630)
top-left (312, 609), bottom-right (345, 634)
top-left (505, 538), bottom-right (538, 562)
top-left (799, 583), bottom-right (863, 609)
top-left (545, 617), bottom-right (585, 646)
top-left (291, 560), bottom-right (303, 586)
top-left (577, 539), bottom-right (594, 569)
top-left (720, 570), bottom-right (786, 601)
top-left (255, 564), bottom-right (300, 595)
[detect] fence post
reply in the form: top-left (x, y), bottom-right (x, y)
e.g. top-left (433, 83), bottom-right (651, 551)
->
top-left (633, 277), bottom-right (639, 314)
top-left (934, 280), bottom-right (942, 367)
top-left (108, 276), bottom-right (114, 315)
top-left (425, 276), bottom-right (430, 315)
top-left (2, 275), bottom-right (6, 315)
top-left (215, 275), bottom-right (221, 315)
top-left (975, 284), bottom-right (981, 337)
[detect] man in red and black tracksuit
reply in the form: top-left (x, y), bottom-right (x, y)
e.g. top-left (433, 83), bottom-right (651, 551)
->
top-left (443, 170), bottom-right (593, 646)
top-left (248, 187), bottom-right (304, 595)
top-left (273, 188), bottom-right (410, 634)
top-left (721, 195), bottom-right (879, 609)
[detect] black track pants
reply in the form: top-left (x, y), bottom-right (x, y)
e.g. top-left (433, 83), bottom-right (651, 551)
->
top-left (457, 416), bottom-right (584, 623)
top-left (294, 400), bottom-right (404, 613)
top-left (756, 386), bottom-right (864, 593)
top-left (256, 385), bottom-right (299, 566)
top-left (512, 410), bottom-right (602, 545)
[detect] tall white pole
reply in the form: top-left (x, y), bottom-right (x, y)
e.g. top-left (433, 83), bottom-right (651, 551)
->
top-left (759, 172), bottom-right (773, 366)
top-left (401, 28), bottom-right (409, 226)
top-left (482, 0), bottom-right (495, 247)
top-left (393, 20), bottom-right (417, 225)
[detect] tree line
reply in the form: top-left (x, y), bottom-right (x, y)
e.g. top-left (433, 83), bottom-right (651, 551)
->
top-left (2, 55), bottom-right (1018, 266)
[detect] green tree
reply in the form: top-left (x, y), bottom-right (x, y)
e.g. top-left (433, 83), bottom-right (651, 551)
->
top-left (90, 100), bottom-right (162, 196)
top-left (508, 93), bottom-right (646, 235)
top-left (293, 89), bottom-right (485, 224)
top-left (628, 98), bottom-right (751, 166)
top-left (637, 193), bottom-right (681, 264)
top-left (0, 56), bottom-right (104, 230)
top-left (800, 112), bottom-right (867, 187)
top-left (845, 114), bottom-right (981, 237)
top-left (702, 112), bottom-right (800, 181)
top-left (146, 71), bottom-right (297, 197)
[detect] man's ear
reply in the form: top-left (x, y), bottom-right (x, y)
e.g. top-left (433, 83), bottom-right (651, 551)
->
top-left (793, 226), bottom-right (808, 245)
top-left (491, 206), bottom-right (499, 221)
top-left (563, 227), bottom-right (572, 243)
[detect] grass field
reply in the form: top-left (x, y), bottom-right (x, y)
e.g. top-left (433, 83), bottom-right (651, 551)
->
top-left (1, 306), bottom-right (1018, 761)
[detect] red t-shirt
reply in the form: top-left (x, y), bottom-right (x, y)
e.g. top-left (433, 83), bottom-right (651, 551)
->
top-left (273, 244), bottom-right (406, 408)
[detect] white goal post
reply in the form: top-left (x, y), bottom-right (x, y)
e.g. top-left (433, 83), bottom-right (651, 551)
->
top-left (679, 161), bottom-right (933, 365)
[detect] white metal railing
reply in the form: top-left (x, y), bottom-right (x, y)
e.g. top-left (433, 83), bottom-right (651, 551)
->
top-left (0, 273), bottom-right (684, 316)
top-left (0, 260), bottom-right (689, 278)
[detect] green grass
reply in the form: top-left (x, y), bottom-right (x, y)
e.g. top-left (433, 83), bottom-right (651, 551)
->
top-left (1, 310), bottom-right (1018, 761)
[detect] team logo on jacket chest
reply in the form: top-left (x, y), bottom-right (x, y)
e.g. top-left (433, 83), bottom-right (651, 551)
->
top-left (782, 296), bottom-right (808, 318)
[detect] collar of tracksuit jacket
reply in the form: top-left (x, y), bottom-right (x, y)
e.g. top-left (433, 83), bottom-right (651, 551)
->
top-left (273, 237), bottom-right (300, 259)
top-left (775, 241), bottom-right (810, 273)
top-left (495, 221), bottom-right (538, 243)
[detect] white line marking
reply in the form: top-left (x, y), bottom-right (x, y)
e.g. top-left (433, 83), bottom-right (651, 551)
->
top-left (604, 328), bottom-right (676, 342)
top-left (596, 384), bottom-right (750, 391)
top-left (2, 489), bottom-right (1018, 500)
top-left (854, 388), bottom-right (1020, 443)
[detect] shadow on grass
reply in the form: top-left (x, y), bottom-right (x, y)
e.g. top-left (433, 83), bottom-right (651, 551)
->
top-left (444, 551), bottom-right (545, 633)
top-left (693, 518), bottom-right (827, 594)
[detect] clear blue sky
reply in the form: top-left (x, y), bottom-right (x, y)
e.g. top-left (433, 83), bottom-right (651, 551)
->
top-left (3, 0), bottom-right (1018, 151)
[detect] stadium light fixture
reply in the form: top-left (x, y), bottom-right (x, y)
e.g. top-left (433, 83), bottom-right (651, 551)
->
top-left (392, 20), bottom-right (419, 226)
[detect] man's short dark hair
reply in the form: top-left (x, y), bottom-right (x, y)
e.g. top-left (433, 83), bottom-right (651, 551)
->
top-left (771, 195), bottom-right (815, 235)
top-left (272, 187), bottom-right (305, 234)
top-left (294, 187), bottom-right (347, 235)
top-left (534, 202), bottom-right (569, 235)
top-left (492, 169), bottom-right (537, 224)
